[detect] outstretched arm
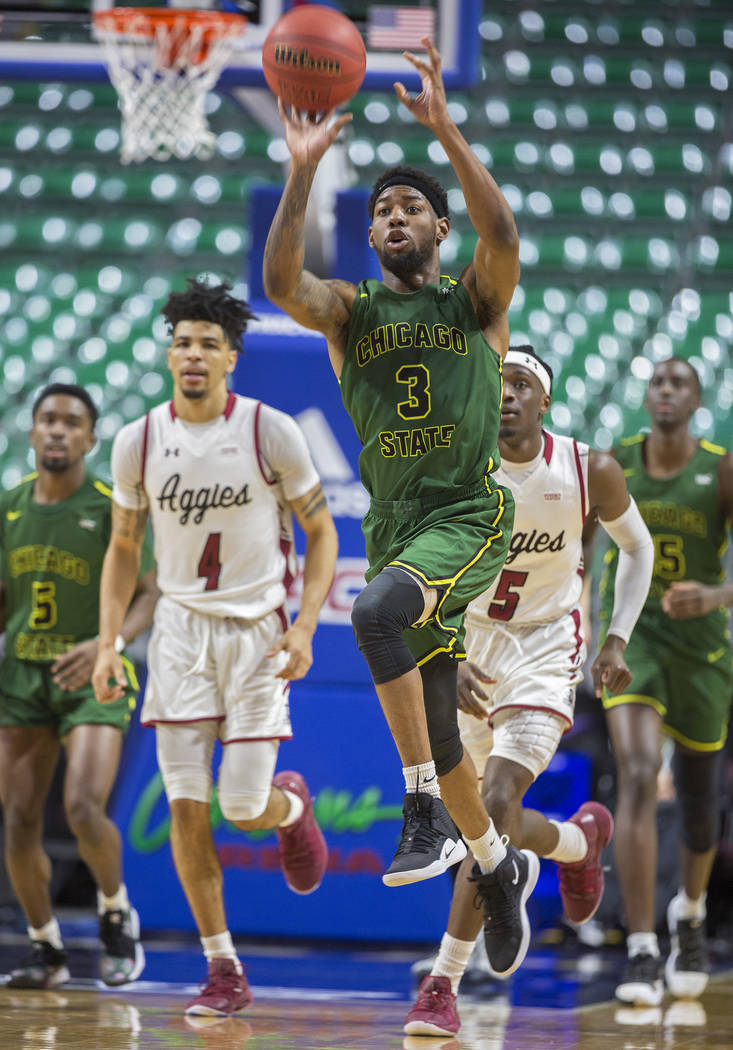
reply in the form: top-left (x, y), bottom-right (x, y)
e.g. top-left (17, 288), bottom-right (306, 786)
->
top-left (396, 39), bottom-right (519, 347)
top-left (588, 451), bottom-right (654, 697)
top-left (266, 481), bottom-right (338, 680)
top-left (263, 104), bottom-right (356, 377)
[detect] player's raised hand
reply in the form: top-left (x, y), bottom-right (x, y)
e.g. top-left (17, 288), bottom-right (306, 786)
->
top-left (394, 38), bottom-right (449, 130)
top-left (51, 638), bottom-right (98, 692)
top-left (591, 634), bottom-right (632, 698)
top-left (277, 99), bottom-right (353, 167)
top-left (92, 644), bottom-right (129, 703)
top-left (267, 620), bottom-right (314, 680)
top-left (457, 661), bottom-right (495, 720)
top-left (661, 580), bottom-right (718, 619)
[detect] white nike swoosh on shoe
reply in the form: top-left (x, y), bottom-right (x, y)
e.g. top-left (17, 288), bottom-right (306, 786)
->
top-left (511, 860), bottom-right (520, 885)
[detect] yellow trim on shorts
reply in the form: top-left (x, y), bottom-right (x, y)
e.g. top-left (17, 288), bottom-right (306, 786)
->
top-left (602, 692), bottom-right (667, 717)
top-left (662, 722), bottom-right (728, 752)
top-left (388, 485), bottom-right (507, 643)
top-left (121, 654), bottom-right (139, 698)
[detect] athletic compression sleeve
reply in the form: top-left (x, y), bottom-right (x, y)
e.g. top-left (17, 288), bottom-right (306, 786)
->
top-left (599, 497), bottom-right (654, 644)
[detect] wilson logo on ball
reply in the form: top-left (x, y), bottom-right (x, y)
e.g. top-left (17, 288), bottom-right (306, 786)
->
top-left (274, 45), bottom-right (341, 77)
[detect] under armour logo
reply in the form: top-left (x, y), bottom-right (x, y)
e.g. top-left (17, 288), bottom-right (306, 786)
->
top-left (165, 448), bottom-right (180, 457)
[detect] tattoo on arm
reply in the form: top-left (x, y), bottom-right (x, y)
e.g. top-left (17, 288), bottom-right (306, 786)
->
top-left (300, 485), bottom-right (328, 519)
top-left (112, 504), bottom-right (148, 544)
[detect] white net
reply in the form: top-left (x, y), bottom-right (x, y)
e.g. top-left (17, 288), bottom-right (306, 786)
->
top-left (94, 9), bottom-right (246, 164)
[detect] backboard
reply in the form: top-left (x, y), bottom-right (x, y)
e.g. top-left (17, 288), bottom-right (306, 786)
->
top-left (0, 0), bottom-right (480, 89)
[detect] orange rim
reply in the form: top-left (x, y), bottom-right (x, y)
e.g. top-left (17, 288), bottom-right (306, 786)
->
top-left (93, 7), bottom-right (246, 38)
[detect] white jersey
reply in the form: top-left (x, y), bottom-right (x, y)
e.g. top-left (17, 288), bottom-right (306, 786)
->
top-left (465, 430), bottom-right (590, 629)
top-left (112, 392), bottom-right (320, 619)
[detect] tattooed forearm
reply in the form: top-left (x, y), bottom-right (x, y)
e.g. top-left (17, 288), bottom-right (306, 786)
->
top-left (112, 504), bottom-right (148, 544)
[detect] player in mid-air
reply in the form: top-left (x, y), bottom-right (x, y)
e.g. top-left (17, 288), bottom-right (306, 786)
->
top-left (0, 383), bottom-right (157, 989)
top-left (597, 356), bottom-right (733, 1006)
top-left (92, 278), bottom-right (338, 1017)
top-left (263, 39), bottom-right (540, 978)
top-left (403, 347), bottom-right (654, 1036)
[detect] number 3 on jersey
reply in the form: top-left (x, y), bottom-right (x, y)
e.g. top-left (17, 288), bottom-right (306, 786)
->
top-left (396, 364), bottom-right (431, 420)
top-left (488, 569), bottom-right (528, 621)
top-left (198, 532), bottom-right (222, 591)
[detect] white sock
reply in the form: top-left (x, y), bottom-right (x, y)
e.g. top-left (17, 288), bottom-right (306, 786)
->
top-left (546, 819), bottom-right (588, 863)
top-left (29, 918), bottom-right (63, 951)
top-left (464, 819), bottom-right (507, 873)
top-left (627, 932), bottom-right (659, 959)
top-left (673, 889), bottom-right (706, 921)
top-left (201, 931), bottom-right (242, 974)
top-left (98, 883), bottom-right (130, 915)
top-left (279, 789), bottom-right (305, 827)
top-left (431, 932), bottom-right (475, 995)
top-left (403, 761), bottom-right (441, 799)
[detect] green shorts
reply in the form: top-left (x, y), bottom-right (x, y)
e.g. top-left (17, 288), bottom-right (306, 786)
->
top-left (0, 656), bottom-right (138, 739)
top-left (601, 624), bottom-right (733, 751)
top-left (362, 478), bottom-right (514, 666)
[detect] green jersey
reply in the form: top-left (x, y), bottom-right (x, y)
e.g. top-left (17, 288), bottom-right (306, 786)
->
top-left (340, 276), bottom-right (503, 502)
top-left (0, 473), bottom-right (154, 663)
top-left (600, 435), bottom-right (730, 654)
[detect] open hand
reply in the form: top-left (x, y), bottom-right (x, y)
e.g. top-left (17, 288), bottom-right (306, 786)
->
top-left (394, 37), bottom-right (449, 130)
top-left (457, 660), bottom-right (495, 719)
top-left (277, 99), bottom-right (353, 167)
top-left (267, 621), bottom-right (314, 680)
top-left (92, 645), bottom-right (129, 704)
top-left (51, 638), bottom-right (98, 692)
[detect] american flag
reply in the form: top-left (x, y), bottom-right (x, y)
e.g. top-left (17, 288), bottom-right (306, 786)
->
top-left (367, 5), bottom-right (436, 51)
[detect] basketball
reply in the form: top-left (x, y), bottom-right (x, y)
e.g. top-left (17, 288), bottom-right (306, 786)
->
top-left (262, 4), bottom-right (367, 112)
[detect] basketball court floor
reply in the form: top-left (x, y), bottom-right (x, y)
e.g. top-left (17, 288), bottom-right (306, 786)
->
top-left (1, 923), bottom-right (731, 1049)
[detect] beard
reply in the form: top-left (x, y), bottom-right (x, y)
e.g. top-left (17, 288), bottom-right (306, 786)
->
top-left (378, 241), bottom-right (432, 279)
top-left (41, 455), bottom-right (70, 472)
top-left (181, 387), bottom-right (206, 400)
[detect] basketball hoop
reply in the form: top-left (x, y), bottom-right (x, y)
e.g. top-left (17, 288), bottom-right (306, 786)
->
top-left (93, 7), bottom-right (247, 164)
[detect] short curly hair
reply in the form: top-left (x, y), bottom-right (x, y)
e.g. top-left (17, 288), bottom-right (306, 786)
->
top-left (368, 165), bottom-right (449, 220)
top-left (162, 277), bottom-right (257, 354)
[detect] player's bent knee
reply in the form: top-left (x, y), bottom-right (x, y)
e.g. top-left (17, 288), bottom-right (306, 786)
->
top-left (432, 734), bottom-right (463, 777)
top-left (351, 568), bottom-right (423, 684)
top-left (218, 789), bottom-right (270, 825)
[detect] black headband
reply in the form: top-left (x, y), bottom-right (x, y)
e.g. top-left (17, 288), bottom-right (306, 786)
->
top-left (372, 175), bottom-right (447, 218)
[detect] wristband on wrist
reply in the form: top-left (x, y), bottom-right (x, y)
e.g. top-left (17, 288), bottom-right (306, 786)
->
top-left (114, 634), bottom-right (126, 653)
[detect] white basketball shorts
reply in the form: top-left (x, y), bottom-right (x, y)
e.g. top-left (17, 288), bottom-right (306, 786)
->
top-left (458, 611), bottom-right (586, 779)
top-left (142, 595), bottom-right (292, 742)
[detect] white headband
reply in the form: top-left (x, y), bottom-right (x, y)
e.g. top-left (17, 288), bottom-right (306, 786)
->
top-left (504, 350), bottom-right (552, 396)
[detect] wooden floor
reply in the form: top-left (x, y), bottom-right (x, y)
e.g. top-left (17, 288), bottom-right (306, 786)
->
top-left (1, 977), bottom-right (733, 1049)
top-left (1, 940), bottom-right (732, 1050)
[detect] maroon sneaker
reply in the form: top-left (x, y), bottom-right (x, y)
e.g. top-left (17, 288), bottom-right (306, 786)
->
top-left (557, 801), bottom-right (614, 924)
top-left (404, 975), bottom-right (460, 1036)
top-left (185, 958), bottom-right (253, 1016)
top-left (273, 770), bottom-right (328, 895)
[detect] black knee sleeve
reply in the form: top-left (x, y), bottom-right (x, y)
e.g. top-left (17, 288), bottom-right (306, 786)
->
top-left (421, 653), bottom-right (463, 776)
top-left (351, 566), bottom-right (424, 685)
top-left (673, 749), bottom-right (723, 854)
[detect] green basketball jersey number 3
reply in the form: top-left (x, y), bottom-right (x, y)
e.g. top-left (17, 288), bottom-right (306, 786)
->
top-left (340, 277), bottom-right (504, 503)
